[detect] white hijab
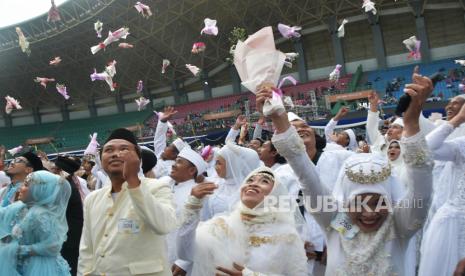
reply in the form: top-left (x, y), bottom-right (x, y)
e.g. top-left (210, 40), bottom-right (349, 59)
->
top-left (331, 154), bottom-right (404, 275)
top-left (332, 153), bottom-right (404, 205)
top-left (192, 167), bottom-right (303, 275)
top-left (217, 142), bottom-right (261, 188)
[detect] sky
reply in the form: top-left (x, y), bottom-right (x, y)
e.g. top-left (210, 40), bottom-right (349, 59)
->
top-left (0, 0), bottom-right (70, 28)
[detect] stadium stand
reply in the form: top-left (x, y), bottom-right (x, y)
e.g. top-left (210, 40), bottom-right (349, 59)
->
top-left (2, 58), bottom-right (465, 153)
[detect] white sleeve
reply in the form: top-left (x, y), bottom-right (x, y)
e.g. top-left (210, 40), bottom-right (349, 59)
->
top-left (252, 124), bottom-right (263, 140)
top-left (426, 123), bottom-right (459, 162)
top-left (77, 195), bottom-right (94, 275)
top-left (366, 110), bottom-right (384, 146)
top-left (394, 131), bottom-right (433, 239)
top-left (177, 196), bottom-right (203, 262)
top-left (91, 155), bottom-right (109, 189)
top-left (199, 197), bottom-right (213, 221)
top-left (316, 151), bottom-right (354, 191)
top-left (304, 211), bottom-right (326, 252)
top-left (78, 178), bottom-right (90, 198)
top-left (225, 127), bottom-right (240, 144)
top-left (419, 112), bottom-right (437, 135)
top-left (127, 179), bottom-right (177, 235)
top-left (272, 126), bottom-right (335, 228)
top-left (154, 120), bottom-right (169, 159)
top-left (324, 118), bottom-right (338, 143)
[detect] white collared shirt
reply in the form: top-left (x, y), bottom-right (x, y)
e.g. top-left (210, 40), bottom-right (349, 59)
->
top-left (78, 178), bottom-right (177, 276)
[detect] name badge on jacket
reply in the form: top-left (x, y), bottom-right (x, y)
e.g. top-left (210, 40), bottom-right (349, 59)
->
top-left (118, 218), bottom-right (140, 234)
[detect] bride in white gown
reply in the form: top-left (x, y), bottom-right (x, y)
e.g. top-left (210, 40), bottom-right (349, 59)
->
top-left (177, 167), bottom-right (308, 276)
top-left (419, 102), bottom-right (465, 276)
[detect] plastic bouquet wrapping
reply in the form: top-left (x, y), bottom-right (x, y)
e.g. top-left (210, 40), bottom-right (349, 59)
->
top-left (233, 26), bottom-right (287, 116)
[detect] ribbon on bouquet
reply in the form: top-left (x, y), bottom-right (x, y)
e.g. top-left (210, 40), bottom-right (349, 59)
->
top-left (271, 76), bottom-right (298, 100)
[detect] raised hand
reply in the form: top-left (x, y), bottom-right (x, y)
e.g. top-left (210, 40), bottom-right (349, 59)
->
top-left (160, 106), bottom-right (178, 122)
top-left (334, 106), bottom-right (349, 121)
top-left (120, 149), bottom-right (141, 187)
top-left (36, 150), bottom-right (49, 161)
top-left (256, 86), bottom-right (273, 115)
top-left (256, 87), bottom-right (291, 133)
top-left (368, 91), bottom-right (380, 112)
top-left (233, 115), bottom-right (248, 130)
top-left (191, 182), bottom-right (218, 199)
top-left (403, 66), bottom-right (433, 137)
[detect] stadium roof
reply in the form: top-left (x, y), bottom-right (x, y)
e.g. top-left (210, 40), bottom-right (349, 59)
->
top-left (0, 0), bottom-right (458, 111)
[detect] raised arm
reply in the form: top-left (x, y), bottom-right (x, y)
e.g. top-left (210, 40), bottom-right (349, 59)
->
top-left (177, 183), bottom-right (217, 261)
top-left (127, 179), bottom-right (177, 235)
top-left (366, 91), bottom-right (385, 147)
top-left (325, 107), bottom-right (349, 142)
top-left (395, 132), bottom-right (433, 238)
top-left (153, 106), bottom-right (177, 158)
top-left (426, 104), bottom-right (465, 162)
top-left (393, 66), bottom-right (434, 238)
top-left (271, 126), bottom-right (335, 228)
top-left (252, 116), bottom-right (265, 140)
top-left (91, 153), bottom-right (109, 189)
top-left (256, 90), bottom-right (335, 228)
top-left (120, 149), bottom-right (177, 235)
top-left (153, 121), bottom-right (168, 158)
top-left (226, 115), bottom-right (247, 144)
top-left (78, 196), bottom-right (94, 275)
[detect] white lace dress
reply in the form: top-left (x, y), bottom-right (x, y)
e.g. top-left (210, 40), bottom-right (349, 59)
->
top-left (272, 126), bottom-right (433, 276)
top-left (419, 123), bottom-right (465, 276)
top-left (177, 198), bottom-right (308, 276)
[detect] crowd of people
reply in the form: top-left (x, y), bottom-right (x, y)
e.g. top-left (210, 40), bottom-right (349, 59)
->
top-left (142, 88), bottom-right (338, 138)
top-left (1, 68), bottom-right (465, 276)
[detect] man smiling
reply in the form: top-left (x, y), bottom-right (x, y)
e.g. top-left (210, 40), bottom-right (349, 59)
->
top-left (0, 151), bottom-right (43, 207)
top-left (78, 128), bottom-right (177, 276)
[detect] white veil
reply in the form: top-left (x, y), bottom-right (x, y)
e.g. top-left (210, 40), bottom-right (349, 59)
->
top-left (217, 142), bottom-right (261, 188)
top-left (192, 166), bottom-right (305, 275)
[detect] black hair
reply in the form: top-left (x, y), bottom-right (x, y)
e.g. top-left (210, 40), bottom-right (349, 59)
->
top-left (141, 148), bottom-right (158, 174)
top-left (252, 137), bottom-right (265, 146)
top-left (315, 133), bottom-right (326, 152)
top-left (269, 142), bottom-right (287, 164)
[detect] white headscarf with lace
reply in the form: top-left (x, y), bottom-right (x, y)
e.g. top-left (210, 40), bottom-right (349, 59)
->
top-left (192, 167), bottom-right (306, 276)
top-left (331, 153), bottom-right (404, 275)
